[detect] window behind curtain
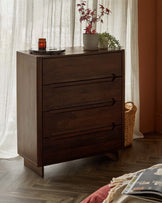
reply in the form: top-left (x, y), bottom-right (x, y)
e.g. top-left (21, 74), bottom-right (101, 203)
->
top-left (0, 0), bottom-right (142, 159)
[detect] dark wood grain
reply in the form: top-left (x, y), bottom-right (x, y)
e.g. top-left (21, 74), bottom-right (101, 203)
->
top-left (43, 77), bottom-right (121, 111)
top-left (17, 52), bottom-right (43, 166)
top-left (121, 50), bottom-right (125, 148)
top-left (36, 57), bottom-right (43, 166)
top-left (43, 126), bottom-right (122, 165)
top-left (43, 102), bottom-right (122, 138)
top-left (17, 48), bottom-right (125, 176)
top-left (24, 158), bottom-right (44, 177)
top-left (43, 52), bottom-right (122, 85)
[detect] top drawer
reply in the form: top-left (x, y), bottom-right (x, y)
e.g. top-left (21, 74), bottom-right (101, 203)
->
top-left (43, 52), bottom-right (122, 85)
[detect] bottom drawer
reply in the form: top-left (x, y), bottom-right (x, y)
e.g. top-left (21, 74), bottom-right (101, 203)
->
top-left (43, 125), bottom-right (123, 165)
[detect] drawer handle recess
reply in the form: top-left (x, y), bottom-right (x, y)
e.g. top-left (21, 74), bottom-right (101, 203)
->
top-left (112, 122), bottom-right (116, 130)
top-left (47, 99), bottom-right (117, 111)
top-left (112, 73), bottom-right (117, 81)
top-left (112, 98), bottom-right (116, 106)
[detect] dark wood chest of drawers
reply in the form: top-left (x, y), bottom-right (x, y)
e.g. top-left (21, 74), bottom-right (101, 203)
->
top-left (17, 47), bottom-right (125, 176)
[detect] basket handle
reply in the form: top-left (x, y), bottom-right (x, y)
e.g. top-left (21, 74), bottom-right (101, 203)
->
top-left (125, 101), bottom-right (134, 106)
top-left (125, 101), bottom-right (135, 112)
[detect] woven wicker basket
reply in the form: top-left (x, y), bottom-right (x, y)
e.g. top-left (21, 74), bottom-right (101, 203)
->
top-left (124, 102), bottom-right (137, 147)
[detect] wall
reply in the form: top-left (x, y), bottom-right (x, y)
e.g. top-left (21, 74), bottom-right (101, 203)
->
top-left (138, 0), bottom-right (156, 133)
top-left (156, 0), bottom-right (162, 133)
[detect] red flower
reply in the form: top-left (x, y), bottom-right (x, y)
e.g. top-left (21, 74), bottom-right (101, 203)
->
top-left (87, 24), bottom-right (92, 29)
top-left (92, 17), bottom-right (97, 23)
top-left (100, 4), bottom-right (104, 10)
top-left (85, 28), bottom-right (90, 34)
top-left (79, 7), bottom-right (83, 12)
top-left (91, 11), bottom-right (94, 15)
top-left (85, 24), bottom-right (92, 34)
top-left (80, 16), bottom-right (84, 22)
top-left (106, 8), bottom-right (110, 14)
top-left (86, 9), bottom-right (91, 15)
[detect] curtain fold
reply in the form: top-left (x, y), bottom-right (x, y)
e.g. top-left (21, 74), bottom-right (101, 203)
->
top-left (97, 0), bottom-right (143, 138)
top-left (0, 0), bottom-right (142, 159)
top-left (0, 0), bottom-right (17, 158)
top-left (127, 0), bottom-right (143, 138)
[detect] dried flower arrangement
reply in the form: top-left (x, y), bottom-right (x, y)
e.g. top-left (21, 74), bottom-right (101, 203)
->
top-left (77, 0), bottom-right (111, 34)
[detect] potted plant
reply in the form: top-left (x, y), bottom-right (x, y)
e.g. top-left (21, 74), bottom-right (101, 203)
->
top-left (77, 0), bottom-right (111, 50)
top-left (98, 32), bottom-right (121, 50)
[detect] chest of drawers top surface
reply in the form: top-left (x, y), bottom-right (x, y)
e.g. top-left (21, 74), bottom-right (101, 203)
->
top-left (21, 47), bottom-right (124, 58)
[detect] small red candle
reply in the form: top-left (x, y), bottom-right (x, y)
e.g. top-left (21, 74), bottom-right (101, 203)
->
top-left (38, 38), bottom-right (46, 50)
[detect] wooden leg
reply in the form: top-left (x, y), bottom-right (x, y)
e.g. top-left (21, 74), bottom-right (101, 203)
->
top-left (105, 150), bottom-right (121, 161)
top-left (24, 158), bottom-right (44, 177)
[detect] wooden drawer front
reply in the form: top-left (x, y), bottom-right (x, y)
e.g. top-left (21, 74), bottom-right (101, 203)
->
top-left (43, 126), bottom-right (122, 165)
top-left (43, 102), bottom-right (122, 138)
top-left (43, 53), bottom-right (122, 85)
top-left (43, 78), bottom-right (122, 111)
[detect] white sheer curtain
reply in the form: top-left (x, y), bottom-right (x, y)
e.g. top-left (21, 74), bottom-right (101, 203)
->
top-left (97, 0), bottom-right (143, 138)
top-left (0, 0), bottom-right (142, 159)
top-left (0, 0), bottom-right (87, 159)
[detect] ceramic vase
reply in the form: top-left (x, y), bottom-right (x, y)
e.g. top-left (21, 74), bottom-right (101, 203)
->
top-left (83, 33), bottom-right (99, 50)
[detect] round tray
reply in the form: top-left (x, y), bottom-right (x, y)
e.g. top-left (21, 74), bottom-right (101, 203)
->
top-left (29, 49), bottom-right (65, 55)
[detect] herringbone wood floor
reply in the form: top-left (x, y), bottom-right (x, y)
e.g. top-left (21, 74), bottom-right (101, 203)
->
top-left (0, 133), bottom-right (162, 203)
